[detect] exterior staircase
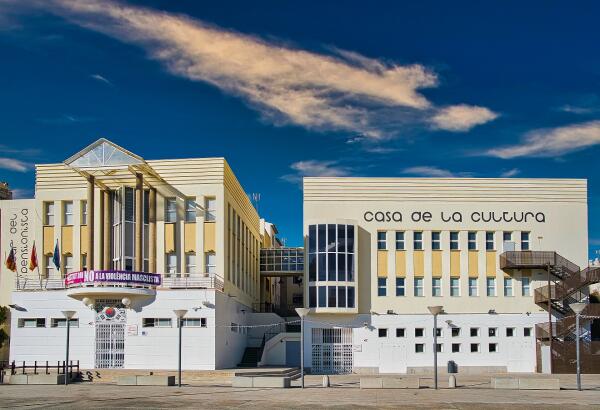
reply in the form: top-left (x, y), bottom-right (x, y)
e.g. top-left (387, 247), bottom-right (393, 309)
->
top-left (238, 347), bottom-right (261, 368)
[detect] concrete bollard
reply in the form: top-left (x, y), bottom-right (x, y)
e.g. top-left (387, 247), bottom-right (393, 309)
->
top-left (448, 375), bottom-right (456, 388)
top-left (322, 375), bottom-right (330, 387)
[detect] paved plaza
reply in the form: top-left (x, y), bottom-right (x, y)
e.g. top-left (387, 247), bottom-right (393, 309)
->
top-left (1, 374), bottom-right (600, 409)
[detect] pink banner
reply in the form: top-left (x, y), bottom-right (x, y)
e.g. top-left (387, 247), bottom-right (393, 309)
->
top-left (65, 270), bottom-right (162, 286)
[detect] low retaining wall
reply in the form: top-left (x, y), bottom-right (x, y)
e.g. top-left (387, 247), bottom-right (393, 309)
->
top-left (360, 377), bottom-right (420, 389)
top-left (9, 374), bottom-right (73, 385)
top-left (491, 377), bottom-right (560, 390)
top-left (117, 375), bottom-right (175, 386)
top-left (232, 376), bottom-right (291, 388)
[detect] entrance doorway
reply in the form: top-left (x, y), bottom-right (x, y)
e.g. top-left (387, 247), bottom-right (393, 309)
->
top-left (94, 299), bottom-right (126, 368)
top-left (311, 328), bottom-right (353, 374)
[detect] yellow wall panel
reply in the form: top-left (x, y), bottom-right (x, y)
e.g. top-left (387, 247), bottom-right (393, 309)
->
top-left (80, 225), bottom-right (88, 255)
top-left (61, 226), bottom-right (73, 255)
top-left (164, 223), bottom-right (176, 253)
top-left (486, 251), bottom-right (497, 276)
top-left (451, 251), bottom-right (462, 277)
top-left (413, 250), bottom-right (424, 277)
top-left (395, 251), bottom-right (406, 277)
top-left (377, 250), bottom-right (388, 277)
top-left (43, 226), bottom-right (54, 255)
top-left (204, 222), bottom-right (216, 252)
top-left (467, 251), bottom-right (477, 278)
top-left (184, 223), bottom-right (196, 253)
top-left (432, 250), bottom-right (442, 277)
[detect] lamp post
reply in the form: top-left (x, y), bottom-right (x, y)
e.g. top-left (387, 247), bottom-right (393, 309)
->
top-left (427, 306), bottom-right (443, 390)
top-left (173, 309), bottom-right (188, 387)
top-left (61, 310), bottom-right (76, 386)
top-left (295, 307), bottom-right (310, 389)
top-left (570, 302), bottom-right (587, 391)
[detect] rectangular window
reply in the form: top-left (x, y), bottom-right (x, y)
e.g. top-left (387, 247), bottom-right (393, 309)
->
top-left (165, 253), bottom-right (177, 274)
top-left (432, 277), bottom-right (442, 297)
top-left (486, 277), bottom-right (496, 297)
top-left (413, 231), bottom-right (423, 250)
top-left (337, 286), bottom-right (346, 308)
top-left (395, 231), bottom-right (405, 250)
top-left (64, 255), bottom-right (74, 274)
top-left (81, 201), bottom-right (87, 225)
top-left (143, 318), bottom-right (172, 328)
top-left (81, 254), bottom-right (87, 271)
top-left (205, 252), bottom-right (216, 274)
top-left (51, 318), bottom-right (79, 328)
top-left (485, 231), bottom-right (495, 250)
top-left (522, 277), bottom-right (531, 296)
top-left (436, 343), bottom-right (443, 353)
top-left (318, 286), bottom-right (326, 308)
top-left (184, 198), bottom-right (196, 222)
top-left (452, 343), bottom-right (461, 353)
top-left (328, 286), bottom-right (336, 307)
top-left (415, 328), bottom-right (424, 337)
top-left (503, 231), bottom-right (512, 242)
top-left (524, 327), bottom-right (532, 337)
top-left (415, 343), bottom-right (424, 353)
top-left (396, 328), bottom-right (405, 337)
top-left (309, 286), bottom-right (317, 308)
top-left (181, 318), bottom-right (207, 327)
top-left (468, 231), bottom-right (477, 250)
top-left (45, 255), bottom-right (54, 278)
top-left (185, 252), bottom-right (196, 273)
top-left (347, 286), bottom-right (355, 308)
top-left (506, 327), bottom-right (515, 337)
top-left (377, 231), bottom-right (387, 250)
top-left (504, 277), bottom-right (513, 297)
top-left (470, 327), bottom-right (479, 337)
top-left (377, 277), bottom-right (387, 297)
top-left (378, 328), bottom-right (388, 338)
top-left (468, 278), bottom-right (478, 297)
top-left (521, 232), bottom-right (530, 250)
top-left (63, 201), bottom-right (74, 225)
top-left (450, 231), bottom-right (459, 250)
top-left (165, 198), bottom-right (177, 223)
top-left (205, 197), bottom-right (217, 222)
top-left (18, 318), bottom-right (46, 328)
top-left (488, 327), bottom-right (497, 337)
top-left (451, 328), bottom-right (461, 337)
top-left (414, 278), bottom-right (424, 297)
top-left (44, 202), bottom-right (54, 225)
top-left (431, 231), bottom-right (441, 250)
top-left (395, 277), bottom-right (405, 296)
top-left (489, 343), bottom-right (498, 353)
top-left (450, 277), bottom-right (460, 297)
top-left (435, 328), bottom-right (442, 337)
top-left (470, 343), bottom-right (480, 353)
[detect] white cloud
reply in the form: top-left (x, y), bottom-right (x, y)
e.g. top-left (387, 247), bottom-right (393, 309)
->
top-left (11, 188), bottom-right (33, 198)
top-left (90, 73), bottom-right (112, 85)
top-left (10, 0), bottom-right (496, 138)
top-left (431, 104), bottom-right (499, 132)
top-left (281, 160), bottom-right (352, 184)
top-left (402, 166), bottom-right (470, 178)
top-left (0, 158), bottom-right (30, 172)
top-left (486, 120), bottom-right (600, 159)
top-left (500, 168), bottom-right (520, 177)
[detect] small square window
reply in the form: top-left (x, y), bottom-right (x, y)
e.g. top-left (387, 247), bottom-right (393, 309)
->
top-left (415, 343), bottom-right (424, 353)
top-left (378, 328), bottom-right (388, 338)
top-left (451, 328), bottom-right (460, 337)
top-left (436, 343), bottom-right (443, 353)
top-left (506, 327), bottom-right (515, 337)
top-left (470, 343), bottom-right (480, 353)
top-left (524, 327), bottom-right (532, 337)
top-left (489, 343), bottom-right (498, 353)
top-left (488, 327), bottom-right (497, 337)
top-left (470, 327), bottom-right (479, 337)
top-left (452, 343), bottom-right (460, 353)
top-left (435, 328), bottom-right (442, 337)
top-left (415, 328), bottom-right (424, 337)
top-left (396, 328), bottom-right (405, 338)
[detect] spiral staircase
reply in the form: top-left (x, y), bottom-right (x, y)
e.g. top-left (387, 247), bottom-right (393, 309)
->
top-left (500, 251), bottom-right (600, 373)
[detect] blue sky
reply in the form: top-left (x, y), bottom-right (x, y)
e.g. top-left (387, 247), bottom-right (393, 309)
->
top-left (0, 0), bottom-right (599, 257)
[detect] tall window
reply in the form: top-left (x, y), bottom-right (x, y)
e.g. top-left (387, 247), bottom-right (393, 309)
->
top-left (485, 232), bottom-right (495, 250)
top-left (377, 231), bottom-right (387, 250)
top-left (413, 232), bottom-right (423, 250)
top-left (165, 198), bottom-right (177, 223)
top-left (44, 255), bottom-right (54, 278)
top-left (432, 277), bottom-right (442, 296)
top-left (184, 198), bottom-right (196, 222)
top-left (450, 231), bottom-right (459, 250)
top-left (166, 253), bottom-right (177, 274)
top-left (63, 201), bottom-right (74, 225)
top-left (64, 255), bottom-right (73, 274)
top-left (204, 251), bottom-right (216, 274)
top-left (450, 277), bottom-right (460, 296)
top-left (468, 278), bottom-right (478, 296)
top-left (205, 197), bottom-right (217, 222)
top-left (44, 202), bottom-right (54, 225)
top-left (486, 277), bottom-right (496, 297)
top-left (468, 231), bottom-right (477, 250)
top-left (185, 252), bottom-right (196, 273)
top-left (81, 254), bottom-right (87, 271)
top-left (396, 277), bottom-right (405, 296)
top-left (522, 276), bottom-right (531, 296)
top-left (377, 277), bottom-right (387, 296)
top-left (414, 278), bottom-right (424, 297)
top-left (395, 231), bottom-right (405, 250)
top-left (521, 232), bottom-right (530, 250)
top-left (431, 232), bottom-right (441, 250)
top-left (81, 201), bottom-right (87, 225)
top-left (504, 277), bottom-right (514, 297)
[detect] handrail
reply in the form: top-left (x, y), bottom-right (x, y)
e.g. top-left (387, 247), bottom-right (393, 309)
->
top-left (500, 251), bottom-right (580, 276)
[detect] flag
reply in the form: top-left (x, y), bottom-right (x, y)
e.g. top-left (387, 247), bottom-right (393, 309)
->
top-left (29, 242), bottom-right (38, 271)
top-left (5, 247), bottom-right (16, 272)
top-left (52, 240), bottom-right (60, 270)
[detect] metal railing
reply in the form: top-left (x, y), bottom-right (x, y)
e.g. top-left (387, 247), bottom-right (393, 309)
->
top-left (536, 304), bottom-right (600, 339)
top-left (160, 274), bottom-right (224, 291)
top-left (0, 360), bottom-right (80, 383)
top-left (500, 251), bottom-right (580, 277)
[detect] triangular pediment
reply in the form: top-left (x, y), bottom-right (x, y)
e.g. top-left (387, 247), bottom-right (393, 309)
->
top-left (65, 138), bottom-right (144, 169)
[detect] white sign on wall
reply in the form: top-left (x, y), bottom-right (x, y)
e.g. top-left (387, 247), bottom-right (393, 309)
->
top-left (127, 324), bottom-right (138, 336)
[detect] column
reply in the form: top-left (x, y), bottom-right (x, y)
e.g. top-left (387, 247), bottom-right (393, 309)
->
top-left (135, 173), bottom-right (143, 272)
top-left (149, 188), bottom-right (157, 272)
top-left (87, 176), bottom-right (95, 270)
top-left (103, 190), bottom-right (111, 270)
top-left (99, 188), bottom-right (104, 269)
